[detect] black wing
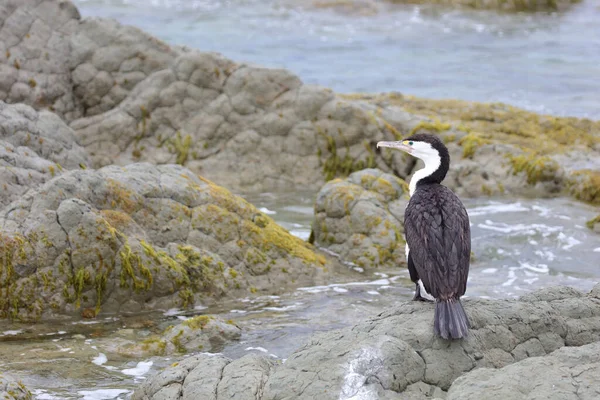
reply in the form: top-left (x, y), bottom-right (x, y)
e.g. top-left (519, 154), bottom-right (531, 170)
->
top-left (404, 185), bottom-right (470, 299)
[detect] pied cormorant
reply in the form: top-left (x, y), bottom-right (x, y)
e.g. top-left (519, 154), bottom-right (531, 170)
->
top-left (377, 133), bottom-right (471, 340)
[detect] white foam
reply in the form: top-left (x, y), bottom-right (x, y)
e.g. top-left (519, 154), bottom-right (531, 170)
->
top-left (339, 347), bottom-right (382, 400)
top-left (92, 353), bottom-right (107, 366)
top-left (298, 278), bottom-right (391, 293)
top-left (122, 361), bottom-right (153, 377)
top-left (558, 232), bottom-right (581, 250)
top-left (230, 309), bottom-right (247, 314)
top-left (33, 390), bottom-right (62, 400)
top-left (259, 207), bottom-right (276, 215)
top-left (594, 247), bottom-right (600, 253)
top-left (263, 305), bottom-right (297, 312)
top-left (245, 346), bottom-right (268, 353)
top-left (481, 268), bottom-right (497, 274)
top-left (468, 202), bottom-right (529, 217)
top-left (163, 308), bottom-right (184, 316)
top-left (78, 389), bottom-right (130, 400)
top-left (290, 230), bottom-right (311, 241)
top-left (534, 250), bottom-right (556, 261)
top-left (2, 329), bottom-right (22, 336)
top-left (478, 221), bottom-right (562, 234)
top-left (333, 287), bottom-right (348, 293)
top-left (367, 291), bottom-right (380, 295)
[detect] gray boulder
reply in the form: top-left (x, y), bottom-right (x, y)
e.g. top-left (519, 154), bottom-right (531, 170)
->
top-left (0, 0), bottom-right (178, 121)
top-left (387, 0), bottom-right (579, 12)
top-left (447, 341), bottom-right (600, 400)
top-left (132, 284), bottom-right (600, 399)
top-left (0, 163), bottom-right (330, 321)
top-left (0, 373), bottom-right (32, 400)
top-left (111, 315), bottom-right (242, 357)
top-left (0, 101), bottom-right (90, 207)
top-left (3, 1), bottom-right (598, 201)
top-left (312, 168), bottom-right (409, 270)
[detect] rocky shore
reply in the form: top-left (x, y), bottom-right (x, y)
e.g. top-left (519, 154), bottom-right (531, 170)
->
top-left (133, 284), bottom-right (600, 400)
top-left (1, 0), bottom-right (599, 398)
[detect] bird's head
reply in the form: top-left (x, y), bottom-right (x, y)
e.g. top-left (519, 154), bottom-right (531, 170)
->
top-left (376, 133), bottom-right (447, 165)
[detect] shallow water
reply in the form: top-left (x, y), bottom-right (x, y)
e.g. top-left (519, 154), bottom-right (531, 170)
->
top-left (1, 194), bottom-right (599, 399)
top-left (72, 0), bottom-right (600, 118)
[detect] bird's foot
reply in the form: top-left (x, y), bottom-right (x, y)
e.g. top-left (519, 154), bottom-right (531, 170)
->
top-left (412, 283), bottom-right (434, 302)
top-left (412, 293), bottom-right (434, 303)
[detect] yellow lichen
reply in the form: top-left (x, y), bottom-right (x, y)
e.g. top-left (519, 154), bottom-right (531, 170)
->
top-left (568, 170), bottom-right (600, 205)
top-left (458, 133), bottom-right (489, 159)
top-left (182, 315), bottom-right (213, 330)
top-left (508, 153), bottom-right (560, 185)
top-left (586, 215), bottom-right (600, 230)
top-left (409, 118), bottom-right (451, 136)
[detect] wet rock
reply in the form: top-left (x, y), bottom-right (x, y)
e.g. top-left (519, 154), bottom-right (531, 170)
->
top-left (0, 0), bottom-right (178, 121)
top-left (586, 215), bottom-right (600, 233)
top-left (0, 102), bottom-right (90, 208)
top-left (387, 0), bottom-right (579, 12)
top-left (0, 163), bottom-right (330, 321)
top-left (132, 284), bottom-right (600, 399)
top-left (113, 315), bottom-right (241, 357)
top-left (447, 341), bottom-right (600, 400)
top-left (132, 353), bottom-right (276, 400)
top-left (3, 1), bottom-right (597, 200)
top-left (345, 93), bottom-right (600, 202)
top-left (0, 373), bottom-right (32, 400)
top-left (312, 168), bottom-right (409, 270)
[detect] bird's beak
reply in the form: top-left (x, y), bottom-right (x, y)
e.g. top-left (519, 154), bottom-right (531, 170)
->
top-left (376, 141), bottom-right (412, 154)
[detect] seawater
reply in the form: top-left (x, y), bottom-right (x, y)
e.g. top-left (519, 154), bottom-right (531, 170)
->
top-left (72, 0), bottom-right (600, 118)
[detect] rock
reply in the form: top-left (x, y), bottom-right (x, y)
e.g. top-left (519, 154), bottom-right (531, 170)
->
top-left (0, 101), bottom-right (91, 208)
top-left (0, 0), bottom-right (179, 121)
top-left (0, 163), bottom-right (330, 321)
top-left (0, 373), bottom-right (32, 400)
top-left (569, 170), bottom-right (600, 206)
top-left (447, 342), bottom-right (600, 400)
top-left (312, 168), bottom-right (409, 270)
top-left (113, 315), bottom-right (241, 357)
top-left (387, 0), bottom-right (579, 12)
top-left (3, 1), bottom-right (598, 201)
top-left (132, 353), bottom-right (276, 400)
top-left (132, 284), bottom-right (600, 399)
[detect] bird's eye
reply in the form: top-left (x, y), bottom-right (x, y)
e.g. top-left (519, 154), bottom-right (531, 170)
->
top-left (408, 141), bottom-right (414, 146)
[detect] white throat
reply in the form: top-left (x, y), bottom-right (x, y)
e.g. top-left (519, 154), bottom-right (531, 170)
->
top-left (409, 154), bottom-right (441, 197)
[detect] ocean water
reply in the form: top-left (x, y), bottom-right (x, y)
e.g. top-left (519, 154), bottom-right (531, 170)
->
top-left (3, 2), bottom-right (600, 398)
top-left (2, 196), bottom-right (599, 399)
top-left (71, 0), bottom-right (600, 118)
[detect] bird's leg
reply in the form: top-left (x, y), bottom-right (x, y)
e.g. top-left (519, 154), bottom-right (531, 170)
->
top-left (413, 282), bottom-right (434, 303)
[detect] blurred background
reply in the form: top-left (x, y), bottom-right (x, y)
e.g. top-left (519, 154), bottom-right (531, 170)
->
top-left (73, 0), bottom-right (600, 118)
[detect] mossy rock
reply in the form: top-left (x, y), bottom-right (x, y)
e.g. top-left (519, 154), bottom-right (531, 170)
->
top-left (586, 215), bottom-right (600, 232)
top-left (313, 169), bottom-right (408, 270)
top-left (568, 170), bottom-right (600, 205)
top-left (0, 164), bottom-right (331, 321)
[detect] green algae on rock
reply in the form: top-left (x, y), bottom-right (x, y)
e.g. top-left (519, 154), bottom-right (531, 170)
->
top-left (133, 284), bottom-right (600, 400)
top-left (312, 168), bottom-right (409, 270)
top-left (0, 164), bottom-right (331, 321)
top-left (342, 93), bottom-right (600, 201)
top-left (0, 102), bottom-right (91, 208)
top-left (586, 214), bottom-right (600, 233)
top-left (110, 315), bottom-right (241, 357)
top-left (0, 373), bottom-right (32, 400)
top-left (387, 0), bottom-right (581, 12)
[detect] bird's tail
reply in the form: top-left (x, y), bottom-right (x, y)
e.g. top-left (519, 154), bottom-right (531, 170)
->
top-left (434, 298), bottom-right (470, 340)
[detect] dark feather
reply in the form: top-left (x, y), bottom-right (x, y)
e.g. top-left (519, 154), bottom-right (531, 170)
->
top-left (404, 183), bottom-right (470, 300)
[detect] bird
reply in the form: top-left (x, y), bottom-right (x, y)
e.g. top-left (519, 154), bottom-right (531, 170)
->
top-left (377, 133), bottom-right (471, 340)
